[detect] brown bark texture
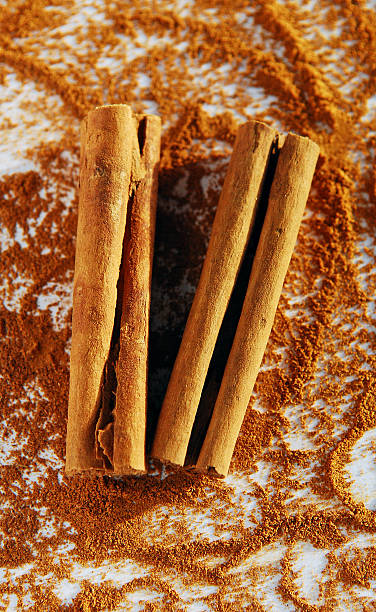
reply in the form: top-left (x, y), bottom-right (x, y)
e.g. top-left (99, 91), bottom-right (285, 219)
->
top-left (65, 105), bottom-right (161, 476)
top-left (196, 133), bottom-right (319, 476)
top-left (151, 121), bottom-right (277, 466)
top-left (112, 115), bottom-right (161, 474)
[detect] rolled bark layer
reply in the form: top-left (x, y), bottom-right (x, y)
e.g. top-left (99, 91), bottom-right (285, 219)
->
top-left (196, 133), bottom-right (319, 476)
top-left (151, 120), bottom-right (277, 466)
top-left (112, 115), bottom-right (161, 475)
top-left (65, 105), bottom-right (161, 476)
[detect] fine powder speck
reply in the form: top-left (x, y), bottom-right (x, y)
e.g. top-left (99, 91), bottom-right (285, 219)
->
top-left (1, 0), bottom-right (376, 609)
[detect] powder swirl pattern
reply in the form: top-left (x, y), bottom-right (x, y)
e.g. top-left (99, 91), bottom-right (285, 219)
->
top-left (1, 0), bottom-right (376, 609)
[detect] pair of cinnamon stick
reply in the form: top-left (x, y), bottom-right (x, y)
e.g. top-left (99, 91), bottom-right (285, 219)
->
top-left (151, 121), bottom-right (319, 476)
top-left (65, 106), bottom-right (319, 479)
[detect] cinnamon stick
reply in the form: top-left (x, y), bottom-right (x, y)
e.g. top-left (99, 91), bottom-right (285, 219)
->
top-left (65, 105), bottom-right (161, 476)
top-left (111, 115), bottom-right (161, 474)
top-left (151, 120), bottom-right (277, 466)
top-left (196, 133), bottom-right (319, 476)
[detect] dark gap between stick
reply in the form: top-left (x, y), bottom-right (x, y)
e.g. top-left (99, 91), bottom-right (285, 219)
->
top-left (95, 118), bottom-right (147, 467)
top-left (95, 188), bottom-right (135, 469)
top-left (137, 116), bottom-right (147, 157)
top-left (184, 136), bottom-right (281, 466)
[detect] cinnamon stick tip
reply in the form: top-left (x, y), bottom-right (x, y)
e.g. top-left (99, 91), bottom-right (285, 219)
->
top-left (239, 119), bottom-right (276, 138)
top-left (112, 467), bottom-right (147, 477)
top-left (237, 121), bottom-right (320, 159)
top-left (188, 464), bottom-right (226, 479)
top-left (65, 466), bottom-right (147, 478)
top-left (84, 104), bottom-right (136, 132)
top-left (285, 131), bottom-right (320, 154)
top-left (87, 104), bottom-right (162, 123)
top-left (92, 103), bottom-right (132, 111)
top-left (148, 454), bottom-right (184, 472)
top-left (137, 113), bottom-right (162, 125)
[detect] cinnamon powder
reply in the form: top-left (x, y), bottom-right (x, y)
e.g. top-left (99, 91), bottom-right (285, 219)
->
top-left (1, 0), bottom-right (376, 609)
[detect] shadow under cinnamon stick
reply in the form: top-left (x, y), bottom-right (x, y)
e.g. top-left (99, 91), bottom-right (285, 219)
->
top-left (146, 161), bottom-right (217, 454)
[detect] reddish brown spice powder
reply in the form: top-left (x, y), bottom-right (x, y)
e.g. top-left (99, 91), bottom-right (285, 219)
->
top-left (1, 0), bottom-right (376, 609)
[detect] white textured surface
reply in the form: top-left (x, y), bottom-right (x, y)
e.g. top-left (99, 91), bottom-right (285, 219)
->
top-left (0, 1), bottom-right (376, 609)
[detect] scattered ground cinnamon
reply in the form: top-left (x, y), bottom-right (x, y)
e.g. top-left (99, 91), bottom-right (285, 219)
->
top-left (1, 0), bottom-right (376, 609)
